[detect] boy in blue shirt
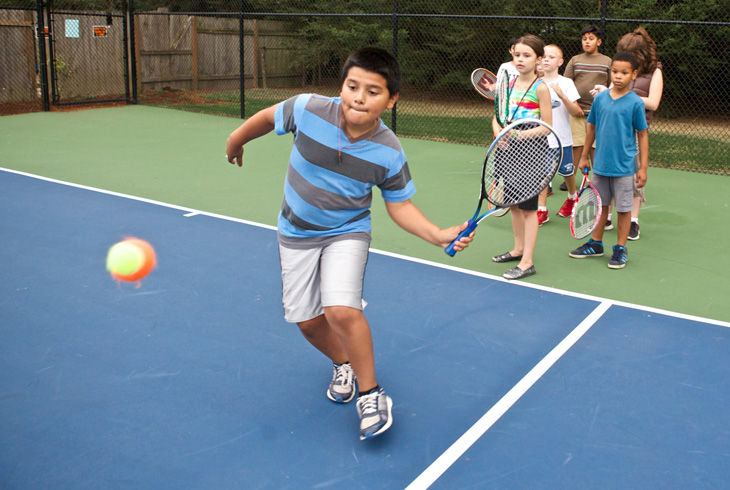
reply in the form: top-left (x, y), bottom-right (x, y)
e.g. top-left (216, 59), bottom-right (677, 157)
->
top-left (569, 51), bottom-right (648, 269)
top-left (226, 47), bottom-right (472, 440)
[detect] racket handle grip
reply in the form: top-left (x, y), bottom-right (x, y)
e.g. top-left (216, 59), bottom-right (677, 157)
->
top-left (445, 220), bottom-right (478, 257)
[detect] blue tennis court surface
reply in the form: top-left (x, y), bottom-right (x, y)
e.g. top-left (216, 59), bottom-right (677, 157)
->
top-left (2, 169), bottom-right (729, 489)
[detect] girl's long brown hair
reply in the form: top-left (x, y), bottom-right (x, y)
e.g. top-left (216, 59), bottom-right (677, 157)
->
top-left (616, 28), bottom-right (658, 75)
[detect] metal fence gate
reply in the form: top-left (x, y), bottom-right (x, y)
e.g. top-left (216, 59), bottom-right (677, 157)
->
top-left (45, 0), bottom-right (132, 106)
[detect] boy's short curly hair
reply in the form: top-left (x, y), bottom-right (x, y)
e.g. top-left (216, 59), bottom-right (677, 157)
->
top-left (340, 47), bottom-right (402, 97)
top-left (613, 51), bottom-right (639, 71)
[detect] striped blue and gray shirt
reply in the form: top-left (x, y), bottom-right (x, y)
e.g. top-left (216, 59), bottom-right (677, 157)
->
top-left (274, 94), bottom-right (415, 239)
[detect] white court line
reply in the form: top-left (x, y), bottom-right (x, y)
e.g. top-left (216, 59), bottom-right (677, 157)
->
top-left (404, 301), bottom-right (612, 490)
top-left (3, 166), bottom-right (729, 332)
top-left (1, 168), bottom-right (277, 231)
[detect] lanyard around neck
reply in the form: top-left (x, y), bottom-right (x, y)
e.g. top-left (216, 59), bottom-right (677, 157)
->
top-left (507, 76), bottom-right (538, 125)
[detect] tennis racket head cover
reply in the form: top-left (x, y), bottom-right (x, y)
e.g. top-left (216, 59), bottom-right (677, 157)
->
top-left (570, 169), bottom-right (603, 239)
top-left (471, 68), bottom-right (497, 100)
top-left (495, 68), bottom-right (511, 127)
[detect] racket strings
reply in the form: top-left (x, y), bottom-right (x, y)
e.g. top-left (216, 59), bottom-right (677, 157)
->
top-left (485, 134), bottom-right (553, 206)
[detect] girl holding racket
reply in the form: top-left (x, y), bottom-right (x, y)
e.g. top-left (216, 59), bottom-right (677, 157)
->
top-left (490, 34), bottom-right (553, 280)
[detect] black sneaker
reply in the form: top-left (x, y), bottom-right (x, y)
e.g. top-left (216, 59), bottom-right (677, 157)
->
top-left (628, 222), bottom-right (640, 240)
top-left (604, 219), bottom-right (613, 231)
top-left (559, 181), bottom-right (568, 191)
top-left (608, 244), bottom-right (628, 269)
top-left (569, 239), bottom-right (604, 258)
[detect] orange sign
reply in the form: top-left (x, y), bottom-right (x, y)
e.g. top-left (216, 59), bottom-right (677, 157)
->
top-left (93, 26), bottom-right (108, 37)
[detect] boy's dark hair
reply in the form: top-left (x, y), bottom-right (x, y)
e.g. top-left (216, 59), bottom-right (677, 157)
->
top-left (580, 24), bottom-right (602, 37)
top-left (613, 51), bottom-right (639, 71)
top-left (341, 47), bottom-right (402, 97)
top-left (508, 36), bottom-right (520, 49)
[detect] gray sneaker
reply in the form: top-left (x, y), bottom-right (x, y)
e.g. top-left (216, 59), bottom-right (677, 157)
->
top-left (327, 362), bottom-right (356, 403)
top-left (356, 388), bottom-right (393, 440)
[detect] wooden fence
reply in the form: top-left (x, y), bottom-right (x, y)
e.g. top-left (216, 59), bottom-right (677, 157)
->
top-left (135, 13), bottom-right (299, 94)
top-left (0, 10), bottom-right (38, 104)
top-left (0, 7), bottom-right (298, 105)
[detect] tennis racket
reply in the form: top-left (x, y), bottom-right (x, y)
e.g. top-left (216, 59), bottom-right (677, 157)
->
top-left (570, 168), bottom-right (602, 239)
top-left (471, 68), bottom-right (498, 100)
top-left (494, 67), bottom-right (511, 127)
top-left (446, 118), bottom-right (561, 256)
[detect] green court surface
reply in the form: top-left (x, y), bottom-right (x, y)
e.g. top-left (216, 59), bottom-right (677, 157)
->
top-left (2, 105), bottom-right (728, 322)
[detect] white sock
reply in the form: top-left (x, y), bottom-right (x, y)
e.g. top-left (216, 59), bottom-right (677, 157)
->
top-left (538, 206), bottom-right (548, 212)
top-left (631, 218), bottom-right (639, 224)
top-left (568, 193), bottom-right (577, 200)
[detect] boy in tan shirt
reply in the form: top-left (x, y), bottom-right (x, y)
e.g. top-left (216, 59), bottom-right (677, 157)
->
top-left (564, 25), bottom-right (612, 198)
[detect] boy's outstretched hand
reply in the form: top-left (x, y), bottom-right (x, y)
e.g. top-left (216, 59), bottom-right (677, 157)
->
top-left (440, 222), bottom-right (474, 252)
top-left (384, 200), bottom-right (474, 252)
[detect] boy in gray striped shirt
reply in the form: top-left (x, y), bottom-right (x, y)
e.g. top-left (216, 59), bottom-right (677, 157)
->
top-left (226, 47), bottom-right (472, 440)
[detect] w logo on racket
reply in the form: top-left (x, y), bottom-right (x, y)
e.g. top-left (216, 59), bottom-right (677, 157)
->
top-left (570, 169), bottom-right (603, 239)
top-left (470, 69), bottom-right (498, 101)
top-left (577, 201), bottom-right (598, 224)
top-left (477, 77), bottom-right (495, 93)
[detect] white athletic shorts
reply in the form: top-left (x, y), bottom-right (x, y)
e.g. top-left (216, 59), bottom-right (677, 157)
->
top-left (278, 238), bottom-right (369, 323)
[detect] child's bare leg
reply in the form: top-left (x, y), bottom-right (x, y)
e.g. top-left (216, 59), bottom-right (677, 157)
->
top-left (298, 314), bottom-right (348, 365)
top-left (517, 209), bottom-right (538, 270)
top-left (564, 173), bottom-right (577, 195)
top-left (631, 196), bottom-right (641, 220)
top-left (509, 206), bottom-right (526, 257)
top-left (323, 306), bottom-right (377, 392)
top-left (616, 211), bottom-right (631, 247)
top-left (538, 187), bottom-right (548, 207)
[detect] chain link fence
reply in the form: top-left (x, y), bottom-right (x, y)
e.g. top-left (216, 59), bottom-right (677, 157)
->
top-left (2, 0), bottom-right (729, 174)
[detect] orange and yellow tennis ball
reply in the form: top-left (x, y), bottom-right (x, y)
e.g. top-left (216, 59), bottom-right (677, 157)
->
top-left (106, 238), bottom-right (156, 282)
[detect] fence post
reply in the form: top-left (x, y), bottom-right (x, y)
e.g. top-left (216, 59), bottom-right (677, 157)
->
top-left (35, 0), bottom-right (49, 111)
top-left (599, 0), bottom-right (607, 53)
top-left (191, 16), bottom-right (198, 91)
top-left (122, 0), bottom-right (131, 104)
top-left (252, 19), bottom-right (259, 88)
top-left (128, 0), bottom-right (139, 102)
top-left (392, 0), bottom-right (398, 133)
top-left (238, 0), bottom-right (245, 119)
